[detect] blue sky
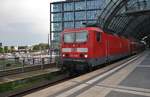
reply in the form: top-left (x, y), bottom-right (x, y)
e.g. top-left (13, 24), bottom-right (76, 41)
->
top-left (0, 0), bottom-right (63, 46)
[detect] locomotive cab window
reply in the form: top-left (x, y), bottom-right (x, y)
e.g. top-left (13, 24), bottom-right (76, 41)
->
top-left (64, 33), bottom-right (75, 43)
top-left (63, 31), bottom-right (88, 43)
top-left (76, 31), bottom-right (88, 43)
top-left (96, 32), bottom-right (101, 42)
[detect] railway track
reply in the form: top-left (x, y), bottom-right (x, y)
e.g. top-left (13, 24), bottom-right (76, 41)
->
top-left (0, 63), bottom-right (56, 77)
top-left (8, 73), bottom-right (70, 97)
top-left (8, 54), bottom-right (140, 97)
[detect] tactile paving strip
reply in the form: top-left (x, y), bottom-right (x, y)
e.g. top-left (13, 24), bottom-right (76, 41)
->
top-left (120, 67), bottom-right (150, 89)
top-left (139, 56), bottom-right (150, 65)
top-left (106, 91), bottom-right (149, 97)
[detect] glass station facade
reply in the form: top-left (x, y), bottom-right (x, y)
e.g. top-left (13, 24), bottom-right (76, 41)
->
top-left (50, 0), bottom-right (109, 49)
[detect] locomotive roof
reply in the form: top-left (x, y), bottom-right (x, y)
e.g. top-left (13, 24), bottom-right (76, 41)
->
top-left (63, 27), bottom-right (104, 33)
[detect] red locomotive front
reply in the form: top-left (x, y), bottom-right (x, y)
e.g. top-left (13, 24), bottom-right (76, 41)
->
top-left (61, 27), bottom-right (104, 72)
top-left (61, 28), bottom-right (89, 70)
top-left (62, 30), bottom-right (89, 59)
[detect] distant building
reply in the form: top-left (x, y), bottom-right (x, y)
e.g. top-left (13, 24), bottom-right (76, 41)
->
top-left (18, 46), bottom-right (27, 52)
top-left (66, 0), bottom-right (79, 1)
top-left (0, 43), bottom-right (2, 47)
top-left (14, 46), bottom-right (18, 51)
top-left (50, 0), bottom-right (109, 48)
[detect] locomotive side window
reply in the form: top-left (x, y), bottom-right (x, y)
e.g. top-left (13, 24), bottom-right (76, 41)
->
top-left (96, 32), bottom-right (101, 42)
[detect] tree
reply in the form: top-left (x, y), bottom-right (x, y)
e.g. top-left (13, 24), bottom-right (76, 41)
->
top-left (32, 43), bottom-right (49, 51)
top-left (4, 46), bottom-right (9, 53)
top-left (10, 46), bottom-right (15, 52)
top-left (33, 45), bottom-right (40, 51)
top-left (39, 43), bottom-right (49, 50)
top-left (0, 47), bottom-right (4, 53)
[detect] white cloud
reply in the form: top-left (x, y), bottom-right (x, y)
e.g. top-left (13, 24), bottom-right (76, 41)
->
top-left (0, 0), bottom-right (55, 46)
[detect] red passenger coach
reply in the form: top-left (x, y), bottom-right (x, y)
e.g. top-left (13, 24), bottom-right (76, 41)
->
top-left (61, 27), bottom-right (142, 72)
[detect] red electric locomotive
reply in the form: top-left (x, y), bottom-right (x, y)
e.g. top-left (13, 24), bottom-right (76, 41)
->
top-left (61, 27), bottom-right (142, 73)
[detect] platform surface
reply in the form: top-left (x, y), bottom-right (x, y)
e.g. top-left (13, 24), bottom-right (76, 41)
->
top-left (24, 51), bottom-right (150, 97)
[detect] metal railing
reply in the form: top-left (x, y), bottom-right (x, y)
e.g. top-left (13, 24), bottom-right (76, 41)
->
top-left (0, 53), bottom-right (59, 72)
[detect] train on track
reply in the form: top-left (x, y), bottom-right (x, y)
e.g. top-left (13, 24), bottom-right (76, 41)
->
top-left (60, 27), bottom-right (145, 73)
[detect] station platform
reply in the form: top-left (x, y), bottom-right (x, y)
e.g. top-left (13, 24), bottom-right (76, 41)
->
top-left (24, 51), bottom-right (150, 97)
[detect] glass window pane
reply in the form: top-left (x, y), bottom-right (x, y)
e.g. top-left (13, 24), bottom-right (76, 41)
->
top-left (101, 0), bottom-right (107, 9)
top-left (87, 10), bottom-right (102, 20)
top-left (86, 0), bottom-right (106, 9)
top-left (87, 11), bottom-right (97, 20)
top-left (52, 4), bottom-right (62, 12)
top-left (75, 2), bottom-right (86, 10)
top-left (87, 20), bottom-right (97, 24)
top-left (87, 1), bottom-right (99, 9)
top-left (75, 21), bottom-right (85, 28)
top-left (53, 32), bottom-right (61, 42)
top-left (64, 3), bottom-right (74, 11)
top-left (87, 1), bottom-right (94, 9)
top-left (52, 13), bottom-right (62, 22)
top-left (64, 22), bottom-right (74, 29)
top-left (75, 12), bottom-right (86, 20)
top-left (51, 23), bottom-right (62, 31)
top-left (64, 12), bottom-right (74, 21)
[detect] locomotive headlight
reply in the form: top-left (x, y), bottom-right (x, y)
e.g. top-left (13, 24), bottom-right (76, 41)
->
top-left (84, 54), bottom-right (88, 58)
top-left (62, 54), bottom-right (65, 57)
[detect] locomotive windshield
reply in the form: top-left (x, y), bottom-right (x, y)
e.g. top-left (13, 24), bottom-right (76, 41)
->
top-left (76, 31), bottom-right (88, 42)
top-left (64, 31), bottom-right (88, 43)
top-left (64, 33), bottom-right (75, 43)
